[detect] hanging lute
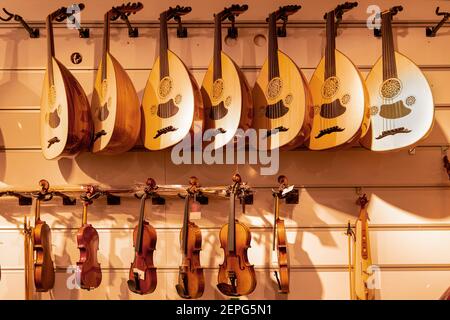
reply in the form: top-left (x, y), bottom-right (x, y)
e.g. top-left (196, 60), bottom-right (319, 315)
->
top-left (309, 2), bottom-right (370, 150)
top-left (253, 5), bottom-right (312, 150)
top-left (40, 5), bottom-right (93, 159)
top-left (361, 6), bottom-right (434, 151)
top-left (91, 3), bottom-right (142, 154)
top-left (142, 6), bottom-right (204, 151)
top-left (201, 4), bottom-right (253, 150)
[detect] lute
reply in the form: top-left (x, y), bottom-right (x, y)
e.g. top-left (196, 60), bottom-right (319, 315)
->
top-left (361, 6), bottom-right (434, 151)
top-left (142, 6), bottom-right (204, 151)
top-left (201, 4), bottom-right (253, 150)
top-left (40, 4), bottom-right (93, 159)
top-left (91, 3), bottom-right (142, 154)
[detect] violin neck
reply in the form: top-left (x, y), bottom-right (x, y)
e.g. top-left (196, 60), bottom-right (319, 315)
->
top-left (82, 203), bottom-right (88, 225)
top-left (181, 196), bottom-right (190, 256)
top-left (136, 195), bottom-right (147, 254)
top-left (35, 198), bottom-right (41, 223)
top-left (227, 192), bottom-right (236, 253)
top-left (272, 195), bottom-right (279, 251)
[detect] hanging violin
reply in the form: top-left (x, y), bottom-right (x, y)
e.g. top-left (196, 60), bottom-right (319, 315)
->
top-left (272, 175), bottom-right (290, 293)
top-left (176, 177), bottom-right (205, 299)
top-left (32, 179), bottom-right (55, 292)
top-left (217, 174), bottom-right (256, 296)
top-left (77, 186), bottom-right (102, 290)
top-left (128, 178), bottom-right (158, 295)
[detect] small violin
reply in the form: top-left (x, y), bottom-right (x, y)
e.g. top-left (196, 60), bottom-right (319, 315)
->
top-left (77, 186), bottom-right (102, 290)
top-left (272, 175), bottom-right (290, 293)
top-left (176, 177), bottom-right (205, 299)
top-left (32, 179), bottom-right (55, 292)
top-left (128, 178), bottom-right (158, 295)
top-left (217, 174), bottom-right (256, 296)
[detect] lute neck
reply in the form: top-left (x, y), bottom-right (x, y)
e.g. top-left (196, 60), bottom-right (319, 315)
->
top-left (46, 15), bottom-right (55, 86)
top-left (101, 12), bottom-right (111, 81)
top-left (382, 12), bottom-right (397, 80)
top-left (213, 14), bottom-right (223, 81)
top-left (160, 12), bottom-right (170, 79)
top-left (268, 13), bottom-right (280, 80)
top-left (325, 11), bottom-right (337, 79)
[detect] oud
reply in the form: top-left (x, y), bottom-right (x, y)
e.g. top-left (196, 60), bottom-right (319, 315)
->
top-left (201, 5), bottom-right (252, 150)
top-left (309, 2), bottom-right (370, 150)
top-left (361, 6), bottom-right (434, 151)
top-left (91, 3), bottom-right (142, 154)
top-left (253, 5), bottom-right (312, 150)
top-left (142, 6), bottom-right (204, 151)
top-left (40, 5), bottom-right (93, 159)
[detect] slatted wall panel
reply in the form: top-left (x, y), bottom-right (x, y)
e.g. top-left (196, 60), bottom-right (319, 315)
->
top-left (0, 0), bottom-right (449, 300)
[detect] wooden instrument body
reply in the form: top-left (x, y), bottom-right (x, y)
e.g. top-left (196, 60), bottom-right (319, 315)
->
top-left (253, 50), bottom-right (312, 150)
top-left (201, 52), bottom-right (253, 149)
top-left (77, 224), bottom-right (102, 290)
top-left (275, 218), bottom-right (289, 293)
top-left (178, 221), bottom-right (204, 299)
top-left (33, 219), bottom-right (55, 291)
top-left (218, 221), bottom-right (256, 296)
top-left (361, 52), bottom-right (434, 151)
top-left (142, 50), bottom-right (204, 150)
top-left (40, 58), bottom-right (93, 159)
top-left (91, 53), bottom-right (141, 154)
top-left (129, 221), bottom-right (157, 294)
top-left (309, 50), bottom-right (370, 150)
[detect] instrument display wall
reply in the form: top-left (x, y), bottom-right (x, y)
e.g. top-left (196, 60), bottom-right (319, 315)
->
top-left (0, 0), bottom-right (449, 299)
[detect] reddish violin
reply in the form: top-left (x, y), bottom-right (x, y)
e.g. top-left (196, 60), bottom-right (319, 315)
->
top-left (175, 177), bottom-right (204, 299)
top-left (77, 186), bottom-right (102, 290)
top-left (128, 178), bottom-right (158, 295)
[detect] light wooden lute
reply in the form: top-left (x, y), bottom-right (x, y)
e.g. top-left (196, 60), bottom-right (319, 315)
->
top-left (91, 3), bottom-right (142, 154)
top-left (40, 5), bottom-right (93, 160)
top-left (309, 2), bottom-right (370, 150)
top-left (252, 5), bottom-right (312, 150)
top-left (360, 6), bottom-right (434, 151)
top-left (201, 5), bottom-right (252, 150)
top-left (142, 6), bottom-right (204, 151)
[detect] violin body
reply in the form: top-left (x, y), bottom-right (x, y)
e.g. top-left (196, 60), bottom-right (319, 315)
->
top-left (361, 52), bottom-right (434, 151)
top-left (201, 52), bottom-right (253, 149)
top-left (177, 222), bottom-right (204, 299)
top-left (253, 51), bottom-right (312, 150)
top-left (77, 224), bottom-right (102, 290)
top-left (142, 50), bottom-right (204, 151)
top-left (218, 221), bottom-right (256, 296)
top-left (40, 58), bottom-right (93, 159)
top-left (309, 50), bottom-right (370, 150)
top-left (91, 52), bottom-right (141, 154)
top-left (33, 219), bottom-right (55, 291)
top-left (275, 218), bottom-right (289, 293)
top-left (129, 221), bottom-right (157, 294)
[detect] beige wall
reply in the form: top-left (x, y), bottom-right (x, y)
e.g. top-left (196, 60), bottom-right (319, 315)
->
top-left (0, 0), bottom-right (449, 300)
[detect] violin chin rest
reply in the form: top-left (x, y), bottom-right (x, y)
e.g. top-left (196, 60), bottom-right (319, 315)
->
top-left (217, 283), bottom-right (240, 297)
top-left (175, 284), bottom-right (191, 299)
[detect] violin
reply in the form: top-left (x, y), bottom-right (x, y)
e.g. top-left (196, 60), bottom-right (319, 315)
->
top-left (176, 177), bottom-right (205, 299)
top-left (217, 174), bottom-right (256, 296)
top-left (77, 186), bottom-right (102, 290)
top-left (32, 179), bottom-right (55, 292)
top-left (272, 175), bottom-right (290, 293)
top-left (128, 178), bottom-right (157, 295)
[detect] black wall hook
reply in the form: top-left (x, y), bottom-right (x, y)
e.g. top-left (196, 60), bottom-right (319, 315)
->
top-left (426, 7), bottom-right (450, 37)
top-left (0, 8), bottom-right (39, 38)
top-left (111, 2), bottom-right (143, 38)
top-left (0, 191), bottom-right (32, 206)
top-left (217, 4), bottom-right (249, 39)
top-left (175, 15), bottom-right (187, 38)
top-left (120, 12), bottom-right (139, 37)
top-left (166, 5), bottom-right (192, 38)
top-left (66, 3), bottom-right (90, 38)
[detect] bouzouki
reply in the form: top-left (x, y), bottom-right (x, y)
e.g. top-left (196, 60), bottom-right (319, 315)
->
top-left (91, 3), bottom-right (142, 154)
top-left (253, 5), bottom-right (312, 150)
top-left (77, 186), bottom-right (102, 290)
top-left (176, 177), bottom-right (204, 299)
top-left (142, 6), bottom-right (204, 151)
top-left (41, 5), bottom-right (93, 159)
top-left (201, 5), bottom-right (252, 150)
top-left (32, 180), bottom-right (55, 292)
top-left (309, 2), bottom-right (370, 150)
top-left (361, 6), bottom-right (434, 151)
top-left (217, 174), bottom-right (256, 296)
top-left (128, 178), bottom-right (157, 295)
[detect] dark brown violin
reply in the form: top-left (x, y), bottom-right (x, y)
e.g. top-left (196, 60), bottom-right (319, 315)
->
top-left (272, 175), bottom-right (290, 293)
top-left (128, 178), bottom-right (157, 295)
top-left (77, 186), bottom-right (102, 290)
top-left (32, 179), bottom-right (55, 292)
top-left (176, 177), bottom-right (205, 299)
top-left (217, 174), bottom-right (256, 296)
